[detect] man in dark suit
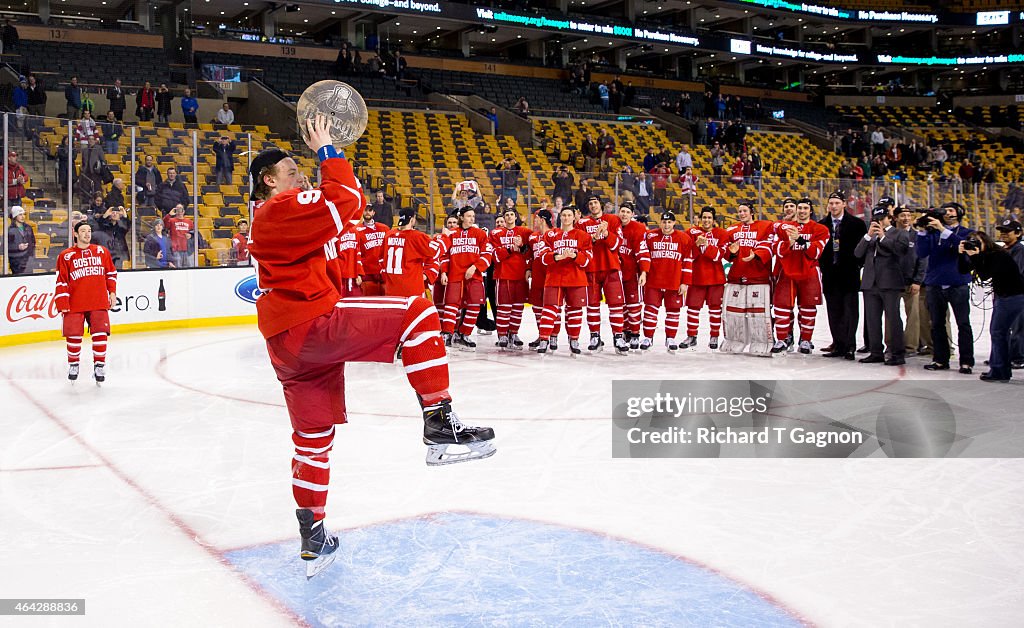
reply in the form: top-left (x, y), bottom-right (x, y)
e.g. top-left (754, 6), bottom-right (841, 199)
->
top-left (855, 205), bottom-right (910, 365)
top-left (819, 190), bottom-right (868, 359)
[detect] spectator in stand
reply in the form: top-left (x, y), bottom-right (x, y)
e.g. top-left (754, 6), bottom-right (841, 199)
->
top-left (598, 82), bottom-right (609, 111)
top-left (370, 189), bottom-right (394, 228)
top-left (650, 161), bottom-right (671, 210)
top-left (749, 147), bottom-right (763, 184)
top-left (215, 102), bottom-right (234, 126)
top-left (394, 51), bottom-right (407, 80)
top-left (213, 135), bottom-right (237, 186)
top-left (136, 154), bottom-right (161, 206)
top-left (885, 143), bottom-right (902, 167)
top-left (706, 118), bottom-right (717, 145)
top-left (597, 129), bottom-right (615, 173)
top-left (871, 154), bottom-right (888, 180)
top-left (958, 158), bottom-right (974, 185)
top-left (97, 205), bottom-right (129, 268)
top-left (870, 127), bottom-right (885, 156)
top-left (165, 204), bottom-right (194, 268)
top-left (729, 155), bottom-right (745, 185)
top-left (80, 135), bottom-right (106, 196)
top-left (84, 192), bottom-right (106, 218)
top-left (65, 76), bottom-right (83, 119)
top-left (136, 81), bottom-right (155, 122)
top-left (551, 165), bottom-right (574, 205)
top-left (982, 163), bottom-right (997, 198)
top-left (618, 165), bottom-right (636, 204)
top-left (7, 150), bottom-right (27, 206)
top-left (581, 133), bottom-right (599, 175)
top-left (80, 89), bottom-right (95, 116)
top-left (675, 145), bottom-right (693, 175)
top-left (155, 166), bottom-right (190, 214)
top-left (495, 157), bottom-right (521, 203)
top-left (100, 111), bottom-right (122, 155)
top-left (574, 179), bottom-right (592, 211)
top-left (932, 145), bottom-right (947, 173)
top-left (513, 96), bottom-right (529, 117)
top-left (678, 167), bottom-right (699, 201)
top-left (634, 170), bottom-right (652, 219)
top-left (106, 79), bottom-right (126, 121)
top-left (710, 141), bottom-right (725, 182)
top-left (104, 177), bottom-right (126, 210)
top-left (7, 205), bottom-right (34, 274)
top-left (12, 76), bottom-right (28, 133)
top-left (334, 43), bottom-right (353, 76)
top-left (56, 136), bottom-right (70, 191)
top-left (180, 87), bottom-right (199, 123)
top-left (75, 110), bottom-right (98, 145)
top-left (1, 19), bottom-right (19, 53)
top-left (26, 74), bottom-right (46, 119)
top-left (484, 106), bottom-right (498, 134)
top-left (144, 220), bottom-right (173, 268)
top-left (155, 83), bottom-right (173, 124)
top-left (232, 219), bottom-right (250, 265)
top-left (642, 147), bottom-right (658, 173)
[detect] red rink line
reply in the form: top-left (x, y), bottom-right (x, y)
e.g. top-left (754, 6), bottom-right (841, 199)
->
top-left (0, 464), bottom-right (104, 473)
top-left (5, 375), bottom-right (309, 628)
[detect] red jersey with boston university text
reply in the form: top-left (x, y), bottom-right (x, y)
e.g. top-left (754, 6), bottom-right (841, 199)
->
top-left (247, 157), bottom-right (366, 339)
top-left (577, 214), bottom-right (622, 271)
top-left (541, 227), bottom-right (593, 287)
top-left (684, 225), bottom-right (727, 286)
top-left (441, 227), bottom-right (491, 279)
top-left (489, 225), bottom-right (533, 280)
top-left (773, 220), bottom-right (830, 281)
top-left (619, 220), bottom-right (651, 277)
top-left (54, 244), bottom-right (117, 312)
top-left (722, 221), bottom-right (773, 285)
top-left (326, 224), bottom-right (363, 287)
top-left (355, 221), bottom-right (388, 277)
top-left (380, 228), bottom-right (441, 297)
top-left (644, 229), bottom-right (693, 290)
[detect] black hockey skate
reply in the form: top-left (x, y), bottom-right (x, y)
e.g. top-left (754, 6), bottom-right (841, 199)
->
top-left (422, 401), bottom-right (496, 466)
top-left (798, 340), bottom-right (813, 354)
top-left (497, 335), bottom-right (510, 350)
top-left (681, 335), bottom-right (697, 349)
top-left (613, 333), bottom-right (629, 355)
top-left (640, 337), bottom-right (653, 351)
top-left (93, 363), bottom-right (105, 385)
top-left (442, 332), bottom-right (453, 347)
top-left (453, 333), bottom-right (476, 352)
top-left (569, 338), bottom-right (582, 356)
top-left (666, 337), bottom-right (679, 352)
top-left (587, 333), bottom-right (603, 352)
top-left (709, 337), bottom-right (719, 350)
top-left (771, 340), bottom-right (788, 354)
top-left (510, 334), bottom-right (524, 350)
top-left (68, 364), bottom-right (79, 382)
top-left (528, 338), bottom-right (541, 349)
top-left (548, 337), bottom-right (558, 352)
top-left (297, 508), bottom-right (339, 580)
top-left (628, 332), bottom-right (640, 351)
top-left (535, 338), bottom-right (549, 354)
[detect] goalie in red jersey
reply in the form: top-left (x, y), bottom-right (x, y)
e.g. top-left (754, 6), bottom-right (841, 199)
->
top-left (54, 221), bottom-right (117, 384)
top-left (246, 116), bottom-right (495, 579)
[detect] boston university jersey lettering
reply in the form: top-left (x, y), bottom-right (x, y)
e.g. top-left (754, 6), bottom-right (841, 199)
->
top-left (54, 244), bottom-right (117, 313)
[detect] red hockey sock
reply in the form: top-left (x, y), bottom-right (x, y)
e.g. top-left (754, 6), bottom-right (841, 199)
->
top-left (608, 305), bottom-right (624, 335)
top-left (66, 336), bottom-right (83, 364)
top-left (798, 306), bottom-right (816, 342)
top-left (709, 306), bottom-right (722, 337)
top-left (458, 304), bottom-right (481, 336)
top-left (686, 306), bottom-right (701, 337)
top-left (91, 332), bottom-right (108, 365)
top-left (292, 426), bottom-right (334, 521)
top-left (566, 307), bottom-right (584, 340)
top-left (441, 304), bottom-right (459, 334)
top-left (538, 305), bottom-right (557, 339)
top-left (626, 303), bottom-right (642, 335)
top-left (773, 306), bottom-right (792, 341)
top-left (642, 305), bottom-right (658, 339)
top-left (666, 309), bottom-right (681, 340)
top-left (495, 304), bottom-right (512, 337)
top-left (400, 297), bottom-right (450, 406)
top-left (509, 304), bottom-right (524, 334)
top-left (587, 306), bottom-right (601, 334)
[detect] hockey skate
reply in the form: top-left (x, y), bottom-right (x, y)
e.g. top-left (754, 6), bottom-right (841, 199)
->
top-left (785, 336), bottom-right (796, 353)
top-left (569, 338), bottom-right (582, 357)
top-left (528, 338), bottom-right (541, 349)
top-left (709, 337), bottom-right (719, 350)
top-left (535, 338), bottom-right (549, 354)
top-left (587, 333), bottom-right (603, 352)
top-left (453, 333), bottom-right (477, 352)
top-left (510, 334), bottom-right (524, 350)
top-left (771, 340), bottom-right (788, 354)
top-left (548, 337), bottom-right (559, 352)
top-left (640, 337), bottom-right (653, 351)
top-left (798, 340), bottom-right (813, 355)
top-left (666, 337), bottom-right (679, 352)
top-left (423, 401), bottom-right (496, 466)
top-left (681, 335), bottom-right (697, 349)
top-left (297, 508), bottom-right (339, 579)
top-left (628, 333), bottom-right (640, 351)
top-left (68, 364), bottom-right (79, 382)
top-left (497, 335), bottom-right (510, 351)
top-left (93, 363), bottom-right (105, 385)
top-left (613, 334), bottom-right (629, 355)
top-left (442, 332), bottom-right (453, 348)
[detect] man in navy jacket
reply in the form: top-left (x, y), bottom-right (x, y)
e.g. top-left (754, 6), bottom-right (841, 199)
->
top-left (915, 202), bottom-right (974, 373)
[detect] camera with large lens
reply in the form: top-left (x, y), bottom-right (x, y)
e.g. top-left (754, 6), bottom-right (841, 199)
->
top-left (962, 238), bottom-right (981, 252)
top-left (915, 208), bottom-right (946, 230)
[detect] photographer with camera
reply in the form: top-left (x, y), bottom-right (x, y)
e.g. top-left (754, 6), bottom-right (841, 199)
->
top-left (958, 231), bottom-right (1024, 382)
top-left (995, 219), bottom-right (1024, 369)
top-left (855, 205), bottom-right (910, 365)
top-left (915, 202), bottom-right (974, 373)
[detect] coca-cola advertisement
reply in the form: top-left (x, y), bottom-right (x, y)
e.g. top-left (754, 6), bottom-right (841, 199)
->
top-left (6, 284), bottom-right (61, 323)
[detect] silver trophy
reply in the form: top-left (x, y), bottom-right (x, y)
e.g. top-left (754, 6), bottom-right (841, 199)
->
top-left (296, 80), bottom-right (368, 148)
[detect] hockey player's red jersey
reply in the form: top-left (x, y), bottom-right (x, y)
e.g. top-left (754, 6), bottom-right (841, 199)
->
top-left (489, 225), bottom-right (533, 280)
top-left (441, 227), bottom-right (492, 279)
top-left (644, 229), bottom-right (693, 290)
top-left (247, 157), bottom-right (366, 339)
top-left (541, 228), bottom-right (593, 287)
top-left (722, 221), bottom-right (773, 284)
top-left (54, 244), bottom-right (117, 312)
top-left (356, 221), bottom-right (388, 277)
top-left (774, 220), bottom-right (830, 280)
top-left (380, 228), bottom-right (440, 296)
top-left (326, 224), bottom-right (363, 288)
top-left (619, 220), bottom-right (651, 276)
top-left (577, 214), bottom-right (622, 271)
top-left (684, 226), bottom-right (727, 286)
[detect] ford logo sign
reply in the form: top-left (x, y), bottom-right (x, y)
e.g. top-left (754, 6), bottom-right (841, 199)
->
top-left (234, 275), bottom-right (262, 304)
